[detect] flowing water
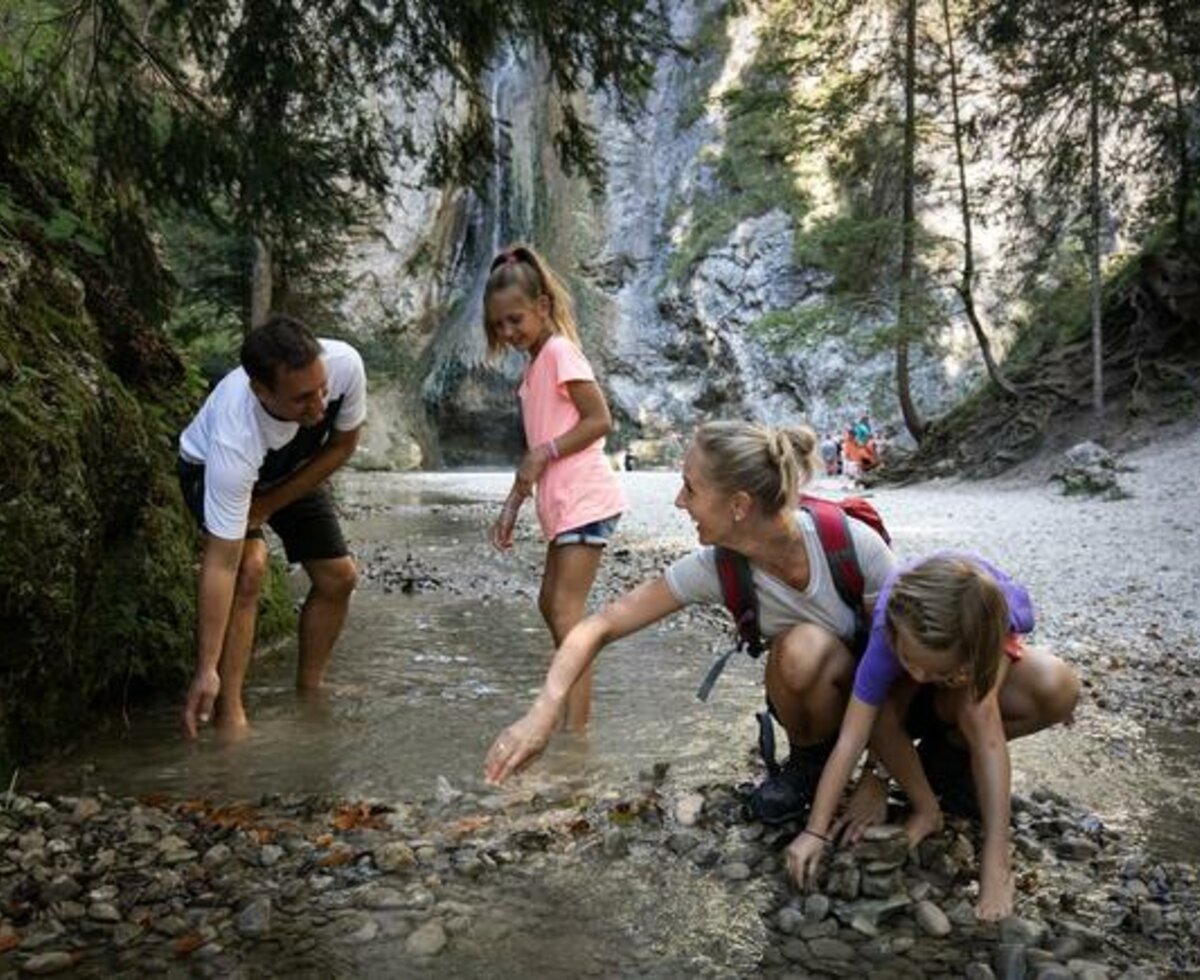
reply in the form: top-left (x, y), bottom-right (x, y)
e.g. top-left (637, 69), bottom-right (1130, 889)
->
top-left (26, 470), bottom-right (1200, 975)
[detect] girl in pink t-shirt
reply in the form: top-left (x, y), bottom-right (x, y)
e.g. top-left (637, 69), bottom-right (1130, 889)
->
top-left (483, 243), bottom-right (628, 731)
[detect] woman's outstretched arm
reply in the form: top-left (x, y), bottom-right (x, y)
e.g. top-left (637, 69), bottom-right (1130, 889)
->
top-left (485, 577), bottom-right (683, 784)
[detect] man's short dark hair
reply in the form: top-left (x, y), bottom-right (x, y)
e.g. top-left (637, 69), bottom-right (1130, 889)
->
top-left (240, 315), bottom-right (322, 388)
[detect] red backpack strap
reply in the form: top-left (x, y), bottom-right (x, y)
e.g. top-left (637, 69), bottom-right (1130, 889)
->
top-left (799, 496), bottom-right (865, 609)
top-left (714, 546), bottom-right (765, 658)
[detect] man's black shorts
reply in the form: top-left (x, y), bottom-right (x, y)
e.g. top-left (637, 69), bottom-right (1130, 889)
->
top-left (177, 459), bottom-right (349, 564)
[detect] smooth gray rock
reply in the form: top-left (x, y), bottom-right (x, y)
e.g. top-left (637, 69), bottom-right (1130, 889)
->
top-left (235, 897), bottom-right (272, 938)
top-left (914, 900), bottom-right (951, 938)
top-left (405, 921), bottom-right (447, 956)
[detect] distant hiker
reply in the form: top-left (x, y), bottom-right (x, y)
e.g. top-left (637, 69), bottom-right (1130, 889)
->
top-left (178, 315), bottom-right (366, 738)
top-left (484, 420), bottom-right (896, 835)
top-left (853, 414), bottom-right (872, 447)
top-left (842, 427), bottom-right (861, 479)
top-left (819, 432), bottom-right (838, 477)
top-left (785, 553), bottom-right (1079, 921)
top-left (484, 243), bottom-right (628, 732)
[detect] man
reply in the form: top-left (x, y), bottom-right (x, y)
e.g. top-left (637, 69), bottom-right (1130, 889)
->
top-left (177, 315), bottom-right (366, 737)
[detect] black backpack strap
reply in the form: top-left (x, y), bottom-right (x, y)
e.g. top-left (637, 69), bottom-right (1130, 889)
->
top-left (697, 547), bottom-right (765, 703)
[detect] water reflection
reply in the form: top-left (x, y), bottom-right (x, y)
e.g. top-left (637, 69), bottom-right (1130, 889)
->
top-left (29, 472), bottom-right (1200, 871)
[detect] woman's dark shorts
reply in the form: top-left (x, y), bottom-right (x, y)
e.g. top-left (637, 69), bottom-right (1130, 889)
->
top-left (178, 458), bottom-right (348, 564)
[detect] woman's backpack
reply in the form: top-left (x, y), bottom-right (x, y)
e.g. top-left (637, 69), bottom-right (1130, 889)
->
top-left (697, 495), bottom-right (892, 773)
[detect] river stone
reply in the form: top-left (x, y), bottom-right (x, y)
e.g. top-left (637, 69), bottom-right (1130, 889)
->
top-left (44, 876), bottom-right (81, 903)
top-left (807, 936), bottom-right (854, 961)
top-left (1056, 836), bottom-right (1099, 861)
top-left (1138, 902), bottom-right (1164, 933)
top-left (71, 799), bottom-right (102, 822)
top-left (946, 899), bottom-right (977, 926)
top-left (826, 862), bottom-right (860, 900)
top-left (854, 825), bottom-right (909, 866)
top-left (838, 895), bottom-right (911, 929)
top-left (673, 793), bottom-right (705, 827)
top-left (994, 943), bottom-right (1027, 980)
top-left (19, 952), bottom-right (75, 975)
top-left (235, 897), bottom-right (272, 938)
top-left (914, 900), bottom-right (951, 937)
top-left (1065, 960), bottom-right (1110, 980)
top-left (798, 919), bottom-right (838, 941)
top-left (803, 894), bottom-right (831, 922)
top-left (602, 829), bottom-right (628, 858)
top-left (87, 902), bottom-right (120, 923)
top-left (965, 964), bottom-right (997, 980)
top-left (780, 939), bottom-right (809, 964)
top-left (666, 831), bottom-right (699, 855)
top-left (861, 868), bottom-right (902, 898)
top-left (375, 841), bottom-right (415, 872)
top-left (776, 907), bottom-right (804, 935)
top-left (999, 917), bottom-right (1047, 946)
top-left (849, 914), bottom-right (879, 938)
top-left (259, 844), bottom-right (285, 867)
top-left (405, 921), bottom-right (447, 956)
top-left (1032, 965), bottom-right (1072, 980)
top-left (721, 861), bottom-right (752, 881)
top-left (201, 843), bottom-right (231, 868)
top-left (1049, 935), bottom-right (1084, 961)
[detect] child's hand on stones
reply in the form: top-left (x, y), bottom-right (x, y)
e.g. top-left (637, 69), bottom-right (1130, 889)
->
top-left (832, 771), bottom-right (887, 844)
top-left (785, 830), bottom-right (829, 890)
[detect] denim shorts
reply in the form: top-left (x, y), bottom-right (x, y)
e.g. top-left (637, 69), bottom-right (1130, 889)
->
top-left (553, 514), bottom-right (621, 547)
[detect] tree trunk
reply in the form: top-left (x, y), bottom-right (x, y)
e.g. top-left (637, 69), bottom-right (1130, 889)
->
top-left (250, 236), bottom-right (273, 330)
top-left (1171, 71), bottom-right (1191, 237)
top-left (941, 0), bottom-right (1019, 398)
top-left (1087, 1), bottom-right (1105, 435)
top-left (896, 0), bottom-right (925, 443)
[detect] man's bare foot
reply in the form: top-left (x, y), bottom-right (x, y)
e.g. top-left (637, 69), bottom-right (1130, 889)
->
top-left (214, 706), bottom-right (250, 741)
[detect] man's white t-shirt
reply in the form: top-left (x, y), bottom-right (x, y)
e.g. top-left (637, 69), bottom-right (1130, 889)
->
top-left (179, 339), bottom-right (366, 540)
top-left (664, 510), bottom-right (896, 644)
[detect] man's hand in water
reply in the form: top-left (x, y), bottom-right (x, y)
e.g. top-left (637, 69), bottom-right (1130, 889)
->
top-left (485, 708), bottom-right (556, 784)
top-left (182, 667), bottom-right (220, 739)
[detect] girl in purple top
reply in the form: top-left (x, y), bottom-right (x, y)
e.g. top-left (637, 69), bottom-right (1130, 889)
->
top-left (787, 553), bottom-right (1079, 921)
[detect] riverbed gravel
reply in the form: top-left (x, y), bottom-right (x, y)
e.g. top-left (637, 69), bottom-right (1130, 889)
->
top-left (4, 428), bottom-right (1198, 976)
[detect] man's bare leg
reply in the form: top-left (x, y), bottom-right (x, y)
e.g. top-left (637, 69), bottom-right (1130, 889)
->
top-left (297, 556), bottom-right (358, 691)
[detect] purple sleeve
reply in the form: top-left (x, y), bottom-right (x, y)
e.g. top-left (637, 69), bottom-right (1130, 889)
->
top-left (973, 557), bottom-right (1036, 634)
top-left (852, 570), bottom-right (904, 706)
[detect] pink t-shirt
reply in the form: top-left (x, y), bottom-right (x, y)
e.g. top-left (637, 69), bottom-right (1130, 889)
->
top-left (518, 335), bottom-right (628, 539)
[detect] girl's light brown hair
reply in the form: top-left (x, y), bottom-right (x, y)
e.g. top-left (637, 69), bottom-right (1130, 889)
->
top-left (886, 556), bottom-right (1009, 700)
top-left (482, 243), bottom-right (581, 358)
top-left (693, 420), bottom-right (820, 516)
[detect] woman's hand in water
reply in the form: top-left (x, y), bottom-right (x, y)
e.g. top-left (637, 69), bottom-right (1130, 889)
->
top-left (785, 830), bottom-right (830, 890)
top-left (831, 771), bottom-right (887, 844)
top-left (485, 706), bottom-right (556, 784)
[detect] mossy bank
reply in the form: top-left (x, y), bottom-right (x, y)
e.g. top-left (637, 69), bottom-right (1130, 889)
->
top-left (0, 133), bottom-right (291, 775)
